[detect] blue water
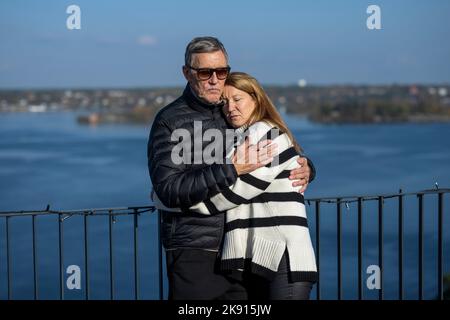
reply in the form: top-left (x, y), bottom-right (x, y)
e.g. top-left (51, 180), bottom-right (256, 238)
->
top-left (0, 112), bottom-right (449, 300)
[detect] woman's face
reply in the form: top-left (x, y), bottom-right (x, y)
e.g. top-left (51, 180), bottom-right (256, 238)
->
top-left (222, 85), bottom-right (257, 128)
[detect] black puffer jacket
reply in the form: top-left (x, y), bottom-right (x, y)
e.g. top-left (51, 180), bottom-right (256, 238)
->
top-left (147, 85), bottom-right (316, 250)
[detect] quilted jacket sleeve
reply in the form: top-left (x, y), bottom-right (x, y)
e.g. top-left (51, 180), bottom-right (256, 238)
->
top-left (147, 118), bottom-right (238, 209)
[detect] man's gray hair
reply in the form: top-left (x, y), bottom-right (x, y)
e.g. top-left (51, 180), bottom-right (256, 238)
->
top-left (184, 36), bottom-right (228, 67)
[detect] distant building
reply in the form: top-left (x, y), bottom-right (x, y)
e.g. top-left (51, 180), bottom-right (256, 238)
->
top-left (29, 104), bottom-right (47, 113)
top-left (298, 79), bottom-right (307, 88)
top-left (438, 87), bottom-right (448, 97)
top-left (409, 85), bottom-right (418, 96)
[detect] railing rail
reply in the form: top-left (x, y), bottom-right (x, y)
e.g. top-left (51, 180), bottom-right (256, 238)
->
top-left (0, 188), bottom-right (448, 300)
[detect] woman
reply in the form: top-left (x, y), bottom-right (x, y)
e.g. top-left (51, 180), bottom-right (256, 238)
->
top-left (154, 72), bottom-right (317, 299)
top-left (188, 72), bottom-right (317, 300)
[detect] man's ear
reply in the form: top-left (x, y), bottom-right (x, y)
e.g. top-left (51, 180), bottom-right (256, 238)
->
top-left (182, 65), bottom-right (190, 81)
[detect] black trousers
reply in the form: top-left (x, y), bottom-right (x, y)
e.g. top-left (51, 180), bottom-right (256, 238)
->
top-left (244, 252), bottom-right (314, 300)
top-left (165, 248), bottom-right (247, 300)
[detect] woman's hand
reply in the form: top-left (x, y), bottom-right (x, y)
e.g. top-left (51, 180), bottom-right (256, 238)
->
top-left (232, 137), bottom-right (278, 176)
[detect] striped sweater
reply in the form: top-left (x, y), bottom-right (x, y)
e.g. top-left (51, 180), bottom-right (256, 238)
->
top-left (153, 121), bottom-right (318, 282)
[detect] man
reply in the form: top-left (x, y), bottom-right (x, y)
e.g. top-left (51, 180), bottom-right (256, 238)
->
top-left (147, 37), bottom-right (315, 300)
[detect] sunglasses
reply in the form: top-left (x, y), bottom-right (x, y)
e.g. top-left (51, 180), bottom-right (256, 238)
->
top-left (187, 66), bottom-right (231, 81)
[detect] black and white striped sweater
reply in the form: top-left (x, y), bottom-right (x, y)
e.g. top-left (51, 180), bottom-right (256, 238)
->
top-left (153, 121), bottom-right (318, 282)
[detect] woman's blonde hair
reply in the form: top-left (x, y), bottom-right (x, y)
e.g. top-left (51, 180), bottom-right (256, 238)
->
top-left (225, 72), bottom-right (302, 153)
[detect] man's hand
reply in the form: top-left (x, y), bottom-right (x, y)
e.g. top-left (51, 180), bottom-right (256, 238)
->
top-left (232, 137), bottom-right (278, 176)
top-left (289, 157), bottom-right (311, 193)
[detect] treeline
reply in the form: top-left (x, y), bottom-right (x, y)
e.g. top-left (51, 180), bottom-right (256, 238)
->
top-left (1, 84), bottom-right (449, 124)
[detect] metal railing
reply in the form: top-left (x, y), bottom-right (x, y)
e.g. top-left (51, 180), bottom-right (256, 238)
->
top-left (307, 188), bottom-right (448, 300)
top-left (0, 206), bottom-right (161, 300)
top-left (0, 188), bottom-right (448, 300)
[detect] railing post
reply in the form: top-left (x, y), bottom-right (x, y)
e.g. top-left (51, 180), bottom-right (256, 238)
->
top-left (398, 190), bottom-right (403, 300)
top-left (84, 213), bottom-right (89, 300)
top-left (337, 198), bottom-right (342, 300)
top-left (438, 192), bottom-right (444, 300)
top-left (133, 209), bottom-right (139, 300)
top-left (418, 194), bottom-right (424, 300)
top-left (358, 197), bottom-right (363, 300)
top-left (109, 210), bottom-right (114, 300)
top-left (58, 214), bottom-right (64, 300)
top-left (6, 217), bottom-right (11, 300)
top-left (315, 200), bottom-right (320, 301)
top-left (378, 196), bottom-right (383, 300)
top-left (157, 209), bottom-right (163, 300)
top-left (32, 215), bottom-right (38, 300)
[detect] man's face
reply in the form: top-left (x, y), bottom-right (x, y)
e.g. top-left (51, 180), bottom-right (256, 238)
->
top-left (183, 51), bottom-right (228, 104)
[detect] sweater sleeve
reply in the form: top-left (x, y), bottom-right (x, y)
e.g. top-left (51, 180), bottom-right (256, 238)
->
top-left (188, 123), bottom-right (299, 215)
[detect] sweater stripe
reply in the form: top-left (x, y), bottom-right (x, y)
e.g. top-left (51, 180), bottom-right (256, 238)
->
top-left (265, 147), bottom-right (298, 168)
top-left (220, 190), bottom-right (305, 208)
top-left (257, 127), bottom-right (281, 143)
top-left (275, 170), bottom-right (291, 179)
top-left (240, 174), bottom-right (271, 190)
top-left (225, 216), bottom-right (308, 233)
top-left (221, 188), bottom-right (247, 205)
top-left (204, 199), bottom-right (220, 215)
top-left (257, 192), bottom-right (304, 204)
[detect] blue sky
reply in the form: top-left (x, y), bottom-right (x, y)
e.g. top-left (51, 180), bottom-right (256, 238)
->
top-left (0, 0), bottom-right (449, 88)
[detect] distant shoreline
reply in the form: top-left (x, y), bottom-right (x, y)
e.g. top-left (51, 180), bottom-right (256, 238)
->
top-left (1, 84), bottom-right (449, 124)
